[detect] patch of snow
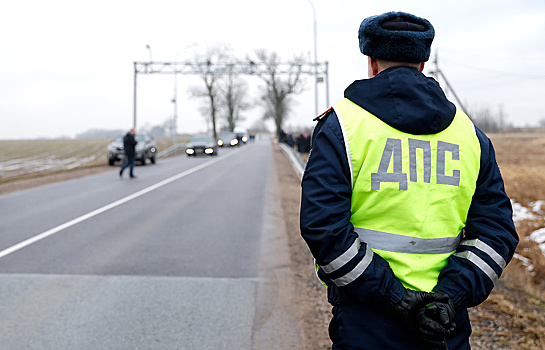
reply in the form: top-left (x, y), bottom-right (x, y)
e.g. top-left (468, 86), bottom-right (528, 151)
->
top-left (528, 228), bottom-right (545, 257)
top-left (530, 200), bottom-right (545, 214)
top-left (511, 200), bottom-right (539, 223)
top-left (528, 228), bottom-right (545, 244)
top-left (513, 253), bottom-right (535, 275)
top-left (0, 155), bottom-right (99, 179)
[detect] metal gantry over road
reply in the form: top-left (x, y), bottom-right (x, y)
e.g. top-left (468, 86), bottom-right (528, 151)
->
top-left (132, 60), bottom-right (330, 129)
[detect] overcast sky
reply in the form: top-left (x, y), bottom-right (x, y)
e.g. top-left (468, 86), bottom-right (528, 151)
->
top-left (1, 0), bottom-right (544, 139)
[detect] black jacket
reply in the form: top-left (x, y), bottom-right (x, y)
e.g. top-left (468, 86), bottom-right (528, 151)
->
top-left (123, 133), bottom-right (137, 157)
top-left (300, 67), bottom-right (518, 347)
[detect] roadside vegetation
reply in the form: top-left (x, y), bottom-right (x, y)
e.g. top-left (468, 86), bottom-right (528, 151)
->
top-left (478, 129), bottom-right (545, 348)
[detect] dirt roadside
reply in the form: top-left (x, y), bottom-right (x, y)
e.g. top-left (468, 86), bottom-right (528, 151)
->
top-left (272, 146), bottom-right (333, 350)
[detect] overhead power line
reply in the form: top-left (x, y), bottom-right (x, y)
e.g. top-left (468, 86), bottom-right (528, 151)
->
top-left (438, 58), bottom-right (545, 81)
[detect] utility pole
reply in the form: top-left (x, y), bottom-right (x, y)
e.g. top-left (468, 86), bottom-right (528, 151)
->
top-left (133, 62), bottom-right (137, 129)
top-left (306, 0), bottom-right (319, 116)
top-left (172, 76), bottom-right (177, 145)
top-left (430, 50), bottom-right (468, 115)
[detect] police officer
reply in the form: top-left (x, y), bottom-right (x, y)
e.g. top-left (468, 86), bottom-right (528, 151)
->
top-left (300, 11), bottom-right (518, 350)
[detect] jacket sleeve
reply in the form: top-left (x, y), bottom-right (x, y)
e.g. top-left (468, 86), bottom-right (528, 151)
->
top-left (434, 126), bottom-right (519, 310)
top-left (300, 110), bottom-right (405, 308)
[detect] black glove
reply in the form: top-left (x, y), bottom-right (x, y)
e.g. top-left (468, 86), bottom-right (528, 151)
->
top-left (418, 294), bottom-right (457, 349)
top-left (390, 289), bottom-right (455, 348)
top-left (390, 288), bottom-right (443, 330)
top-left (421, 294), bottom-right (457, 337)
top-left (425, 294), bottom-right (456, 330)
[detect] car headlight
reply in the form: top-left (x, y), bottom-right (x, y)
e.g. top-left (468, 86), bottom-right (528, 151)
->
top-left (186, 149), bottom-right (195, 155)
top-left (217, 140), bottom-right (224, 146)
top-left (242, 136), bottom-right (248, 142)
top-left (230, 139), bottom-right (238, 146)
top-left (205, 148), bottom-right (214, 154)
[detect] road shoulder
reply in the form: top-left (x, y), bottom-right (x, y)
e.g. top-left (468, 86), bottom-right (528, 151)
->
top-left (272, 144), bottom-right (332, 350)
top-left (252, 143), bottom-right (302, 349)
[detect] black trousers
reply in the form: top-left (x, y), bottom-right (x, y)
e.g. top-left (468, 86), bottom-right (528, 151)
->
top-left (329, 303), bottom-right (471, 350)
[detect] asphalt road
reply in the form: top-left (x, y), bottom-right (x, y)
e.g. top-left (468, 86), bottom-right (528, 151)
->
top-left (0, 137), bottom-right (300, 349)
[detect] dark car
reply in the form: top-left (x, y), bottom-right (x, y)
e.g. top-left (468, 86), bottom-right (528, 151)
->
top-left (185, 135), bottom-right (218, 157)
top-left (107, 133), bottom-right (157, 165)
top-left (216, 132), bottom-right (239, 147)
top-left (234, 128), bottom-right (250, 144)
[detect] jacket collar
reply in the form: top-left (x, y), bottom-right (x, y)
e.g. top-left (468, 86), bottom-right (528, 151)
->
top-left (344, 66), bottom-right (456, 135)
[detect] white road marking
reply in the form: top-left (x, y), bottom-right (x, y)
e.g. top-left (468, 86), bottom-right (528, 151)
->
top-left (0, 149), bottom-right (245, 260)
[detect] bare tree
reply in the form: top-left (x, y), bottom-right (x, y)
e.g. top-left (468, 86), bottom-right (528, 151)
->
top-left (469, 105), bottom-right (510, 133)
top-left (497, 105), bottom-right (507, 130)
top-left (220, 65), bottom-right (250, 132)
top-left (249, 119), bottom-right (270, 133)
top-left (190, 45), bottom-right (232, 140)
top-left (249, 49), bottom-right (307, 139)
top-left (162, 116), bottom-right (176, 137)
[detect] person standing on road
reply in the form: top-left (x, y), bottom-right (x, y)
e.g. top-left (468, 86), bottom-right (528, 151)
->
top-left (300, 11), bottom-right (518, 350)
top-left (120, 128), bottom-right (137, 179)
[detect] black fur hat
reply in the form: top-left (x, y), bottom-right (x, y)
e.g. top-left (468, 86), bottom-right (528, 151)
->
top-left (358, 11), bottom-right (435, 63)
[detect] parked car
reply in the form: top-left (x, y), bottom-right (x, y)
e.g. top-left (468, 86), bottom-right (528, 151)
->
top-left (107, 133), bottom-right (157, 165)
top-left (217, 132), bottom-right (239, 147)
top-left (185, 135), bottom-right (218, 157)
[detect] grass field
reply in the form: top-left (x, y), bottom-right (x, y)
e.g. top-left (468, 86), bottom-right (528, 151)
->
top-left (489, 130), bottom-right (545, 295)
top-left (0, 137), bottom-right (188, 182)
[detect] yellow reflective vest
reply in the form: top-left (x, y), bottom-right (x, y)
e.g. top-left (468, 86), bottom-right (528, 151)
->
top-left (333, 98), bottom-right (481, 291)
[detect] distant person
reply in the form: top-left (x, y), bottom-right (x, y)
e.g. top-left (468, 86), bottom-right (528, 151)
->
top-left (300, 11), bottom-right (518, 350)
top-left (120, 128), bottom-right (137, 179)
top-left (296, 134), bottom-right (306, 153)
top-left (279, 129), bottom-right (287, 143)
top-left (296, 133), bottom-right (311, 153)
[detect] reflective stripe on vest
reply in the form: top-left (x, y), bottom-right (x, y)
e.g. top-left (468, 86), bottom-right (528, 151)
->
top-left (354, 228), bottom-right (462, 254)
top-left (333, 98), bottom-right (481, 291)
